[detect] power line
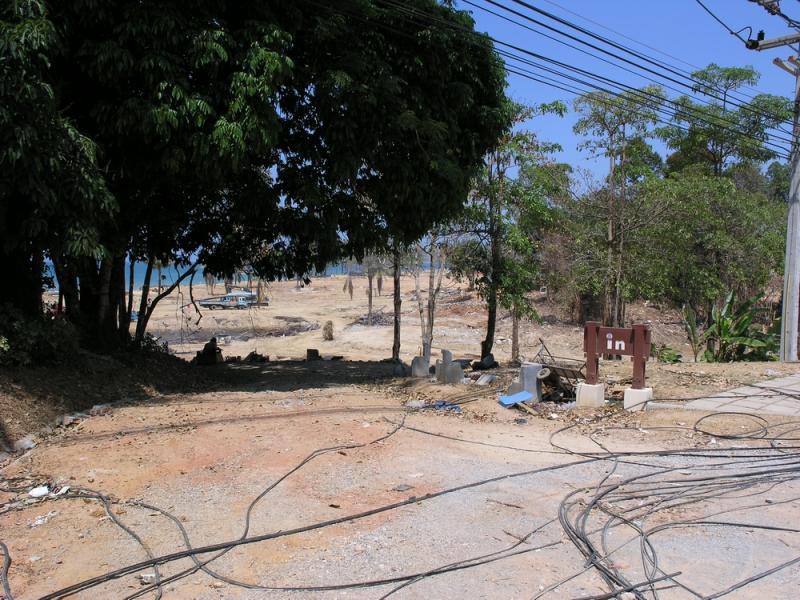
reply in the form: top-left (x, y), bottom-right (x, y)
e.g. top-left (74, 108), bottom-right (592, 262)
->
top-left (492, 0), bottom-right (794, 126)
top-left (695, 0), bottom-right (749, 43)
top-left (534, 0), bottom-right (787, 108)
top-left (472, 0), bottom-right (795, 137)
top-left (460, 0), bottom-right (794, 150)
top-left (375, 0), bottom-right (792, 158)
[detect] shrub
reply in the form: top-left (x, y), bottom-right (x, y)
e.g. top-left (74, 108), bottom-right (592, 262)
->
top-left (131, 333), bottom-right (170, 354)
top-left (652, 343), bottom-right (682, 363)
top-left (702, 292), bottom-right (778, 362)
top-left (0, 304), bottom-right (78, 366)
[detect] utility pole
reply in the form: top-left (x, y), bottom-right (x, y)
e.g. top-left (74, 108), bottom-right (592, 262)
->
top-left (745, 3), bottom-right (800, 361)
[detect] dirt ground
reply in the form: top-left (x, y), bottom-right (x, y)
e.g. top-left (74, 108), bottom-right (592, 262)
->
top-left (150, 275), bottom-right (799, 400)
top-left (3, 276), bottom-right (800, 599)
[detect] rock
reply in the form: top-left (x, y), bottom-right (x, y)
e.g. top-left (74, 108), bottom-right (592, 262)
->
top-left (13, 436), bottom-right (36, 452)
top-left (392, 484), bottom-right (414, 492)
top-left (28, 486), bottom-right (49, 498)
top-left (475, 374), bottom-right (496, 386)
top-left (411, 356), bottom-right (430, 378)
top-left (140, 573), bottom-right (156, 585)
top-left (89, 404), bottom-right (111, 416)
top-left (441, 349), bottom-right (453, 364)
top-left (61, 414), bottom-right (82, 427)
top-left (406, 399), bottom-right (427, 409)
top-left (434, 360), bottom-right (445, 383)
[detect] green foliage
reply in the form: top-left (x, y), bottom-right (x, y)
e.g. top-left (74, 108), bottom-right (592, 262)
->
top-left (633, 172), bottom-right (785, 316)
top-left (651, 343), bottom-right (682, 364)
top-left (659, 64), bottom-right (791, 175)
top-left (3, 0), bottom-right (508, 346)
top-left (702, 292), bottom-right (778, 362)
top-left (0, 0), bottom-right (113, 309)
top-left (682, 306), bottom-right (703, 362)
top-left (451, 101), bottom-right (563, 318)
top-left (0, 305), bottom-right (78, 366)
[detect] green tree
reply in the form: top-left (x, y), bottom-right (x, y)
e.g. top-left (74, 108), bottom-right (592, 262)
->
top-left (573, 85), bottom-right (666, 326)
top-left (660, 64), bottom-right (791, 175)
top-left (9, 0), bottom-right (507, 350)
top-left (451, 100), bottom-right (565, 359)
top-left (0, 1), bottom-right (113, 316)
top-left (634, 172), bottom-right (785, 320)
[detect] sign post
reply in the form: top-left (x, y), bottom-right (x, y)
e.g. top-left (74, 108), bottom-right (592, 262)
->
top-left (583, 321), bottom-right (651, 389)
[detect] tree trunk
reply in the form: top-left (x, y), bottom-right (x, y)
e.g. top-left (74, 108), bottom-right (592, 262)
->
top-left (91, 257), bottom-right (116, 347)
top-left (511, 307), bottom-right (520, 365)
top-left (605, 153), bottom-right (616, 327)
top-left (113, 254), bottom-right (130, 340)
top-left (414, 246), bottom-right (432, 361)
top-left (134, 257), bottom-right (155, 341)
top-left (392, 244), bottom-right (402, 361)
top-left (482, 188), bottom-right (501, 359)
top-left (126, 257), bottom-right (135, 323)
top-left (52, 256), bottom-right (79, 321)
top-left (367, 271), bottom-right (374, 326)
top-left (135, 262), bottom-right (196, 342)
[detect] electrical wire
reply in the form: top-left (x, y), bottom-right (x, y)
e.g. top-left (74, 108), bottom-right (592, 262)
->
top-left (489, 0), bottom-right (793, 125)
top-left (695, 0), bottom-right (749, 43)
top-left (369, 0), bottom-right (793, 159)
top-left (7, 407), bottom-right (800, 599)
top-left (0, 540), bottom-right (12, 600)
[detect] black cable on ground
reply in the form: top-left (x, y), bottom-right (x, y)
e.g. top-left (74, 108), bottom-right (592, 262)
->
top-left (0, 540), bottom-right (13, 600)
top-left (11, 406), bottom-right (800, 599)
top-left (39, 457), bottom-right (596, 599)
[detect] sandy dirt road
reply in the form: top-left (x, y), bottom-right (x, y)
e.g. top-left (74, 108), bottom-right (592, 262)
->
top-left (3, 277), bottom-right (800, 599)
top-left (3, 359), bottom-right (800, 599)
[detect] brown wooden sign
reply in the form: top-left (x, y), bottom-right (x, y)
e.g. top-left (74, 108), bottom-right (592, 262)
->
top-left (583, 321), bottom-right (651, 389)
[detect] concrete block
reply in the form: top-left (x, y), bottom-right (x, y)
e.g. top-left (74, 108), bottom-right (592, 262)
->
top-left (624, 387), bottom-right (653, 412)
top-left (411, 356), bottom-right (429, 377)
top-left (444, 363), bottom-right (464, 384)
top-left (434, 360), bottom-right (445, 382)
top-left (441, 349), bottom-right (453, 365)
top-left (576, 383), bottom-right (605, 408)
top-left (520, 363), bottom-right (543, 401)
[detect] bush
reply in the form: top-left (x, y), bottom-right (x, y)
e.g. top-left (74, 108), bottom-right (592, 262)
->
top-left (130, 333), bottom-right (170, 354)
top-left (703, 292), bottom-right (778, 362)
top-left (652, 343), bottom-right (682, 364)
top-left (322, 320), bottom-right (334, 341)
top-left (0, 304), bottom-right (78, 366)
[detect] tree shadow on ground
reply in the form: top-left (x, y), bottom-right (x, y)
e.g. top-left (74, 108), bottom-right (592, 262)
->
top-left (0, 352), bottom-right (401, 445)
top-left (0, 421), bottom-right (10, 452)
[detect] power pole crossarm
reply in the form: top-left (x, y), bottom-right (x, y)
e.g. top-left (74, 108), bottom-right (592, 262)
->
top-left (749, 32), bottom-right (800, 49)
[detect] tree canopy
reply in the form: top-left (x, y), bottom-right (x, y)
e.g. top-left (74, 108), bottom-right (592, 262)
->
top-left (1, 0), bottom-right (508, 346)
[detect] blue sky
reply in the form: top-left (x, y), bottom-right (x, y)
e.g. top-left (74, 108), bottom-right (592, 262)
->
top-left (457, 0), bottom-right (799, 176)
